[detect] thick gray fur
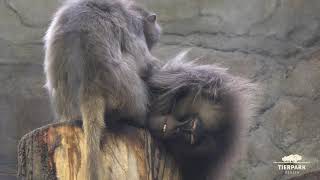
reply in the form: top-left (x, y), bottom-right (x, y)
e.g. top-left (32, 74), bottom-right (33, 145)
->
top-left (147, 50), bottom-right (260, 180)
top-left (43, 0), bottom-right (160, 179)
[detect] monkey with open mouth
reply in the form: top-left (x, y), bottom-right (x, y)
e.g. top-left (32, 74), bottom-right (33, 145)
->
top-left (146, 51), bottom-right (259, 180)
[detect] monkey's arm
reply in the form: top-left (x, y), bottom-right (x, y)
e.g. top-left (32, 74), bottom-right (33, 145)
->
top-left (17, 120), bottom-right (182, 180)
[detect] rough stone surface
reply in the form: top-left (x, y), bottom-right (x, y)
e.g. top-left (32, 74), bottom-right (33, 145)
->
top-left (1, 0), bottom-right (320, 179)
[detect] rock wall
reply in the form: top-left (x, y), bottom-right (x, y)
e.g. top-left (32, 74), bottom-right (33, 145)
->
top-left (0, 0), bottom-right (62, 179)
top-left (0, 0), bottom-right (319, 179)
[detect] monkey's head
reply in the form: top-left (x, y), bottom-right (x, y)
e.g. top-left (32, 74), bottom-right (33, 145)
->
top-left (142, 13), bottom-right (161, 50)
top-left (131, 6), bottom-right (161, 50)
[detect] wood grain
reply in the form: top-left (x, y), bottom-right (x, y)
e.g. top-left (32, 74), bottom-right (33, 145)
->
top-left (18, 120), bottom-right (181, 180)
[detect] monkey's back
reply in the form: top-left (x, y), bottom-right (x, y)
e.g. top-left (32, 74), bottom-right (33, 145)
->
top-left (44, 0), bottom-right (150, 121)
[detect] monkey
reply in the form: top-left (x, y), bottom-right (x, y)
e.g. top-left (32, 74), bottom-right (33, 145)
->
top-left (43, 0), bottom-right (161, 179)
top-left (146, 50), bottom-right (259, 180)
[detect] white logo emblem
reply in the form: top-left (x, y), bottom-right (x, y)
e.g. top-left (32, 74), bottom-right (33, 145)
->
top-left (273, 154), bottom-right (310, 175)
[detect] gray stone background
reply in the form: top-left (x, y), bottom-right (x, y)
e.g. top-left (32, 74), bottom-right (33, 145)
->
top-left (0, 0), bottom-right (319, 179)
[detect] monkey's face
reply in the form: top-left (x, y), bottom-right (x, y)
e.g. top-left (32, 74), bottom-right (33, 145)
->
top-left (130, 5), bottom-right (161, 50)
top-left (143, 13), bottom-right (161, 50)
top-left (148, 92), bottom-right (232, 157)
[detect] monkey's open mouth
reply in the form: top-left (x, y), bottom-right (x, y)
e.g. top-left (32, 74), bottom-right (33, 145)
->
top-left (182, 117), bottom-right (201, 145)
top-left (190, 119), bottom-right (197, 145)
top-left (162, 115), bottom-right (203, 145)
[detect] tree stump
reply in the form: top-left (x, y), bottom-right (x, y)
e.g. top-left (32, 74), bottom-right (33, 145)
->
top-left (17, 120), bottom-right (181, 180)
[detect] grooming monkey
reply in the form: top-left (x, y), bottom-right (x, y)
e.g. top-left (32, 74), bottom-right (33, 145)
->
top-left (44, 0), bottom-right (161, 179)
top-left (147, 51), bottom-right (259, 180)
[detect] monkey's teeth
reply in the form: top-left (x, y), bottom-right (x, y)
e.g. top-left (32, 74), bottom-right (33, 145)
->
top-left (162, 123), bottom-right (167, 133)
top-left (191, 134), bottom-right (195, 145)
top-left (192, 119), bottom-right (197, 131)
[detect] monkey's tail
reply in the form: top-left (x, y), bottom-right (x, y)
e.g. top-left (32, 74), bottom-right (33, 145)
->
top-left (80, 93), bottom-right (106, 180)
top-left (84, 123), bottom-right (104, 180)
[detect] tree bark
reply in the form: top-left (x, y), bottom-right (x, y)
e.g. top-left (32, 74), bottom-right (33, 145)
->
top-left (17, 120), bottom-right (181, 180)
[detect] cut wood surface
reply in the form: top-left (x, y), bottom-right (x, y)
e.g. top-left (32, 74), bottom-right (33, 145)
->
top-left (18, 120), bottom-right (181, 180)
